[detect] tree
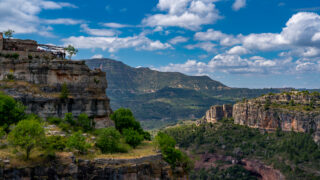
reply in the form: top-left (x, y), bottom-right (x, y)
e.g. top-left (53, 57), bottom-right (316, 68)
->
top-left (64, 113), bottom-right (75, 126)
top-left (123, 128), bottom-right (144, 148)
top-left (4, 29), bottom-right (14, 38)
top-left (111, 108), bottom-right (142, 133)
top-left (0, 93), bottom-right (25, 131)
top-left (8, 119), bottom-right (45, 160)
top-left (64, 45), bottom-right (78, 60)
top-left (77, 113), bottom-right (92, 132)
top-left (67, 131), bottom-right (90, 154)
top-left (60, 83), bottom-right (69, 99)
top-left (96, 127), bottom-right (122, 153)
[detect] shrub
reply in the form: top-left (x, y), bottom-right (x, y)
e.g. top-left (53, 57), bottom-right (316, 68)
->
top-left (67, 131), bottom-right (90, 154)
top-left (58, 122), bottom-right (71, 132)
top-left (77, 113), bottom-right (92, 132)
top-left (123, 128), bottom-right (144, 148)
top-left (142, 131), bottom-right (151, 141)
top-left (111, 108), bottom-right (141, 133)
top-left (48, 117), bottom-right (63, 125)
top-left (28, 54), bottom-right (33, 60)
top-left (44, 135), bottom-right (67, 151)
top-left (96, 127), bottom-right (123, 153)
top-left (0, 92), bottom-right (25, 131)
top-left (11, 53), bottom-right (19, 59)
top-left (5, 73), bottom-right (15, 81)
top-left (60, 83), bottom-right (69, 99)
top-left (64, 113), bottom-right (75, 126)
top-left (8, 118), bottom-right (45, 160)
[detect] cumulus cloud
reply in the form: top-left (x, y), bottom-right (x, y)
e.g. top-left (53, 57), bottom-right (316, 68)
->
top-left (80, 24), bottom-right (118, 36)
top-left (142, 0), bottom-right (221, 30)
top-left (169, 36), bottom-right (189, 44)
top-left (62, 34), bottom-right (172, 53)
top-left (0, 0), bottom-right (78, 35)
top-left (157, 53), bottom-right (295, 75)
top-left (227, 46), bottom-right (249, 55)
top-left (194, 29), bottom-right (242, 46)
top-left (185, 42), bottom-right (217, 53)
top-left (232, 0), bottom-right (246, 11)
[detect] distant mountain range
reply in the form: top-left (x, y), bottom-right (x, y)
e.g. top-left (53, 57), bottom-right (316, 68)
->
top-left (85, 58), bottom-right (289, 129)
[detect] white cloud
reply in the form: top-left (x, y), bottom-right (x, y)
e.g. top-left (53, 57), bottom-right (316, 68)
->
top-left (44, 18), bottom-right (84, 25)
top-left (227, 46), bottom-right (249, 55)
top-left (80, 24), bottom-right (117, 36)
top-left (194, 29), bottom-right (242, 46)
top-left (62, 34), bottom-right (172, 53)
top-left (142, 0), bottom-right (221, 30)
top-left (185, 42), bottom-right (217, 53)
top-left (169, 36), bottom-right (189, 44)
top-left (232, 0), bottom-right (246, 11)
top-left (0, 0), bottom-right (78, 35)
top-left (102, 23), bottom-right (132, 28)
top-left (91, 54), bottom-right (104, 59)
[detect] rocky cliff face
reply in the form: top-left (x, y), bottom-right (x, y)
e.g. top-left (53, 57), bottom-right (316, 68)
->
top-left (233, 92), bottom-right (320, 142)
top-left (0, 153), bottom-right (183, 180)
top-left (0, 57), bottom-right (113, 128)
top-left (198, 104), bottom-right (233, 124)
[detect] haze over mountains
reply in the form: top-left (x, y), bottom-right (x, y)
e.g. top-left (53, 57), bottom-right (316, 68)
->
top-left (85, 58), bottom-right (289, 129)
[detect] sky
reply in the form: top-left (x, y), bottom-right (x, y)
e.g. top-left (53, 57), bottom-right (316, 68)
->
top-left (1, 0), bottom-right (320, 88)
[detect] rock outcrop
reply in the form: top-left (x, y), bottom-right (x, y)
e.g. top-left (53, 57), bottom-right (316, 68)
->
top-left (199, 104), bottom-right (233, 124)
top-left (0, 153), bottom-right (183, 179)
top-left (233, 92), bottom-right (320, 142)
top-left (0, 57), bottom-right (113, 128)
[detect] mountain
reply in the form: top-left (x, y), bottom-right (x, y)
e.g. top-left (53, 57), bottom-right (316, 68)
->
top-left (85, 58), bottom-right (285, 129)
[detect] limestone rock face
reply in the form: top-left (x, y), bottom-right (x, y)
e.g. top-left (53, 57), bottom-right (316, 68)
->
top-left (204, 104), bottom-right (233, 123)
top-left (0, 57), bottom-right (113, 128)
top-left (233, 93), bottom-right (320, 143)
top-left (0, 154), bottom-right (182, 179)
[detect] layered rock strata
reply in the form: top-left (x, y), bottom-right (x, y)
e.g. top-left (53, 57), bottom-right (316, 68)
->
top-left (0, 57), bottom-right (113, 128)
top-left (0, 153), bottom-right (183, 179)
top-left (202, 104), bottom-right (233, 123)
top-left (233, 92), bottom-right (320, 142)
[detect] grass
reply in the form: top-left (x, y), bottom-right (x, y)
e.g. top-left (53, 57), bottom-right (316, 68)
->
top-left (82, 141), bottom-right (158, 160)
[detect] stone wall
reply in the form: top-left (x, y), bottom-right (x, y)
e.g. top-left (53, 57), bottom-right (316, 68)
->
top-left (0, 57), bottom-right (113, 128)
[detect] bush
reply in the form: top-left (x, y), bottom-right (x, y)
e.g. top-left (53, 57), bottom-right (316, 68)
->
top-left (123, 128), bottom-right (144, 148)
top-left (67, 131), bottom-right (90, 154)
top-left (8, 118), bottom-right (45, 160)
top-left (48, 117), bottom-right (63, 125)
top-left (28, 54), bottom-right (33, 60)
top-left (44, 135), bottom-right (67, 151)
top-left (142, 131), bottom-right (151, 141)
top-left (0, 93), bottom-right (25, 131)
top-left (111, 108), bottom-right (141, 133)
top-left (60, 83), bottom-right (69, 99)
top-left (77, 113), bottom-right (92, 132)
top-left (58, 122), bottom-right (71, 132)
top-left (5, 73), bottom-right (15, 81)
top-left (96, 127), bottom-right (124, 153)
top-left (64, 113), bottom-right (75, 126)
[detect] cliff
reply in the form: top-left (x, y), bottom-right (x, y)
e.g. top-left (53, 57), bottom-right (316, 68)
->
top-left (0, 153), bottom-right (183, 179)
top-left (233, 92), bottom-right (320, 142)
top-left (0, 57), bottom-right (113, 128)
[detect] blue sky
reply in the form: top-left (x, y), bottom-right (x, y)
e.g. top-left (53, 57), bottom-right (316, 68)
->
top-left (1, 0), bottom-right (320, 88)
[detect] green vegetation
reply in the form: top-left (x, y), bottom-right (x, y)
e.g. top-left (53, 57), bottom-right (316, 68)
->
top-left (8, 118), bottom-right (45, 160)
top-left (154, 132), bottom-right (193, 172)
top-left (123, 128), bottom-right (144, 148)
top-left (60, 83), bottom-right (69, 99)
top-left (85, 59), bottom-right (286, 129)
top-left (190, 165), bottom-right (258, 180)
top-left (64, 112), bottom-right (75, 126)
top-left (64, 45), bottom-right (78, 60)
top-left (0, 92), bottom-right (25, 131)
top-left (163, 121), bottom-right (320, 179)
top-left (4, 29), bottom-right (14, 38)
top-left (67, 131), bottom-right (90, 154)
top-left (77, 113), bottom-right (93, 132)
top-left (95, 127), bottom-right (129, 153)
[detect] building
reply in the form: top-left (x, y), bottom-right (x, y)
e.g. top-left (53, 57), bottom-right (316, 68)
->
top-left (0, 32), bottom-right (65, 60)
